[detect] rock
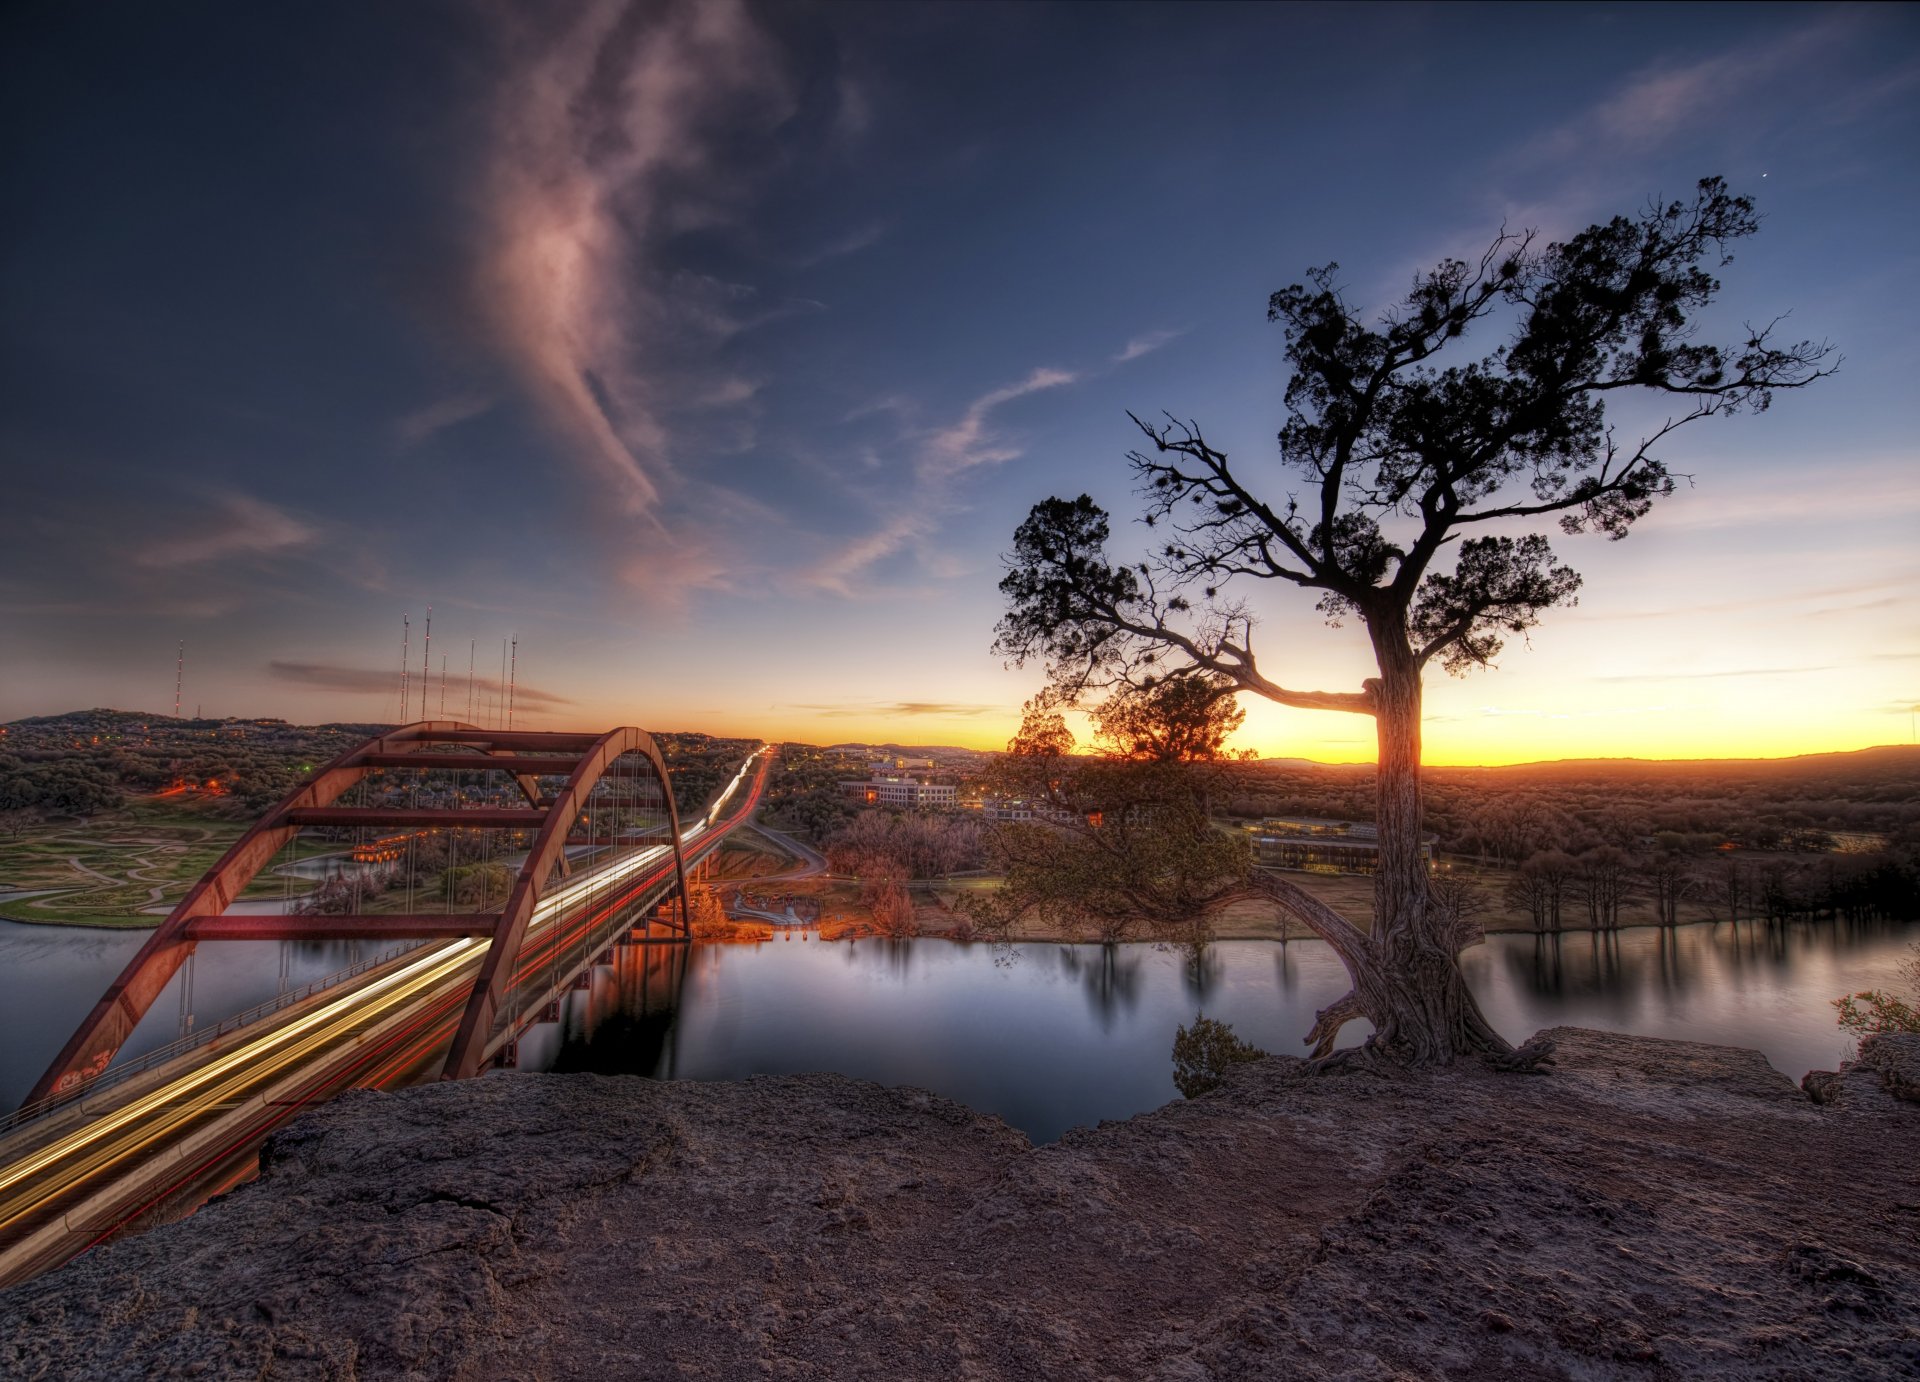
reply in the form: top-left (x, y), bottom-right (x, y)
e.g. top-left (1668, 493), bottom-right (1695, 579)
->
top-left (1802, 1032), bottom-right (1920, 1110)
top-left (2, 1028), bottom-right (1916, 1380)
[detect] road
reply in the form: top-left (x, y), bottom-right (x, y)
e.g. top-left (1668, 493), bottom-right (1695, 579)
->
top-left (0, 749), bottom-right (772, 1288)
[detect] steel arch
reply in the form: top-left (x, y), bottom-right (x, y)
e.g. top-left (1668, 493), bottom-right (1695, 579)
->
top-left (25, 722), bottom-right (689, 1105)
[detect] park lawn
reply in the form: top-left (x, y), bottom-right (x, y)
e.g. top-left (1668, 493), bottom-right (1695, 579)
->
top-left (0, 795), bottom-right (322, 928)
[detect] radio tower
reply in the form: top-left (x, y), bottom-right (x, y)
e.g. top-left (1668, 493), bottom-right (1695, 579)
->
top-left (508, 637), bottom-right (518, 731)
top-left (420, 606), bottom-right (432, 721)
top-left (400, 614), bottom-right (411, 726)
top-left (498, 641), bottom-right (507, 730)
top-left (440, 654), bottom-right (447, 717)
top-left (467, 640), bottom-right (476, 723)
top-left (173, 641), bottom-right (184, 719)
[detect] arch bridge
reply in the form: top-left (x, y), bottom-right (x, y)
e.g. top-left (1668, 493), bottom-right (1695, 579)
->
top-left (0, 724), bottom-right (771, 1287)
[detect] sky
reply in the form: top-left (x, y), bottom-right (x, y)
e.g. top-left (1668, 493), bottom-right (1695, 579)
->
top-left (1, 1), bottom-right (1915, 763)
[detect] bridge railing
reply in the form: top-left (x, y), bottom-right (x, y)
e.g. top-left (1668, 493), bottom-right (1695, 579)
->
top-left (0, 939), bottom-right (433, 1138)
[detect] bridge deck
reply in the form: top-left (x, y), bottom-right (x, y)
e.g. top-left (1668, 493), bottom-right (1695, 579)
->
top-left (0, 750), bottom-right (770, 1289)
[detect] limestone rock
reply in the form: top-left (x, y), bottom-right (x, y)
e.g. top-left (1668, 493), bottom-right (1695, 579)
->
top-left (3, 1028), bottom-right (1916, 1380)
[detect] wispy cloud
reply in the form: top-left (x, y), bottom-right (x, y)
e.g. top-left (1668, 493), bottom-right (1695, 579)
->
top-left (1596, 666), bottom-right (1833, 684)
top-left (1477, 704), bottom-right (1671, 719)
top-left (1515, 16), bottom-right (1866, 171)
top-left (395, 393), bottom-right (495, 446)
top-left (919, 367), bottom-right (1080, 478)
top-left (268, 660), bottom-right (574, 709)
top-left (787, 700), bottom-right (997, 718)
top-left (801, 511), bottom-right (936, 597)
top-left (477, 0), bottom-right (790, 517)
top-left (1572, 573), bottom-right (1917, 625)
top-left (1114, 329), bottom-right (1183, 364)
top-left (795, 219), bottom-right (891, 267)
top-left (135, 493), bottom-right (319, 569)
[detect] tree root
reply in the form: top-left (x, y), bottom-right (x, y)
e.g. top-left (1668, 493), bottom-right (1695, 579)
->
top-left (1304, 1039), bottom-right (1392, 1076)
top-left (1480, 1033), bottom-right (1557, 1073)
top-left (1304, 991), bottom-right (1365, 1059)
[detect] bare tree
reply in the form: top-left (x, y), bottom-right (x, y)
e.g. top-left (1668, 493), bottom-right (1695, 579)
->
top-left (1644, 851), bottom-right (1697, 927)
top-left (1573, 847), bottom-right (1636, 930)
top-left (1709, 851), bottom-right (1754, 922)
top-left (993, 179), bottom-right (1830, 1066)
top-left (1506, 850), bottom-right (1575, 933)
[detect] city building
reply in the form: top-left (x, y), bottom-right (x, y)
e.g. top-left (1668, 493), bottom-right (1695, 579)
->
top-left (840, 777), bottom-right (959, 810)
top-left (1245, 817), bottom-right (1437, 874)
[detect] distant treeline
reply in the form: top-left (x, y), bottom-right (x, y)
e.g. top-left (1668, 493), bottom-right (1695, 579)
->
top-left (1498, 840), bottom-right (1919, 931)
top-left (1224, 748), bottom-right (1920, 862)
top-left (0, 709), bottom-right (756, 825)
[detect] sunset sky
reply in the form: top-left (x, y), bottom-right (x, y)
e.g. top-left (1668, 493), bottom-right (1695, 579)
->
top-left (2, 2), bottom-right (1915, 763)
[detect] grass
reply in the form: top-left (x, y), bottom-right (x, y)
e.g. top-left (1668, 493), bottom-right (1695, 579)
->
top-left (0, 798), bottom-right (331, 929)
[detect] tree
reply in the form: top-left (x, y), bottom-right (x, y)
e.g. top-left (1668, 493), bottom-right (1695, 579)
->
top-left (994, 179), bottom-right (1830, 1066)
top-left (1573, 846), bottom-right (1635, 930)
top-left (1643, 850), bottom-right (1697, 927)
top-left (1506, 849), bottom-right (1575, 932)
top-left (1709, 851), bottom-right (1753, 922)
top-left (1171, 1016), bottom-right (1267, 1098)
top-left (686, 882), bottom-right (733, 940)
top-left (974, 695), bottom-right (1247, 946)
top-left (1834, 943), bottom-right (1920, 1037)
top-left (1092, 674), bottom-right (1247, 763)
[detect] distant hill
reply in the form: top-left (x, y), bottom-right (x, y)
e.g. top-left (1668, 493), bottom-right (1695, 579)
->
top-left (1427, 745), bottom-right (1920, 785)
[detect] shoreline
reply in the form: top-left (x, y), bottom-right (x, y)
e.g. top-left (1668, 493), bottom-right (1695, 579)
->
top-left (6, 1028), bottom-right (1915, 1377)
top-left (3, 906), bottom-right (1912, 941)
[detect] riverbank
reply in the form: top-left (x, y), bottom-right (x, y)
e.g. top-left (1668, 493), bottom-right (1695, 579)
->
top-left (4, 1028), bottom-right (1914, 1378)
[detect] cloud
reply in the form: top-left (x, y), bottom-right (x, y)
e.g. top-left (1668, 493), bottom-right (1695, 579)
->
top-left (1517, 18), bottom-right (1860, 168)
top-left (395, 393), bottom-right (495, 445)
top-left (1114, 329), bottom-right (1183, 364)
top-left (1573, 574), bottom-right (1916, 624)
top-left (843, 394), bottom-right (914, 424)
top-left (795, 219), bottom-right (890, 267)
top-left (1596, 666), bottom-right (1833, 684)
top-left (800, 511), bottom-right (935, 597)
top-left (787, 701), bottom-right (998, 718)
top-left (135, 493), bottom-right (319, 569)
top-left (268, 661), bottom-right (574, 709)
top-left (919, 366), bottom-right (1079, 478)
top-left (1477, 705), bottom-right (1671, 718)
top-left (477, 1), bottom-right (791, 517)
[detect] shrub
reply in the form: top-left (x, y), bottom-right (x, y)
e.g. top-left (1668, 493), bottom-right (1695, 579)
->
top-left (1171, 1016), bottom-right (1266, 1098)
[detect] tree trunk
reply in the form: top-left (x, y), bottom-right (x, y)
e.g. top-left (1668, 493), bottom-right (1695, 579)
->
top-left (1352, 635), bottom-right (1512, 1063)
top-left (1233, 621), bottom-right (1550, 1070)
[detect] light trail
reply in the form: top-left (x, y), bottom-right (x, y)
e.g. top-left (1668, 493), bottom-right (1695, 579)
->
top-left (0, 745), bottom-right (773, 1273)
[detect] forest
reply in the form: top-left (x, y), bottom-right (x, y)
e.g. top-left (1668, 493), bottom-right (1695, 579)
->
top-left (0, 710), bottom-right (756, 824)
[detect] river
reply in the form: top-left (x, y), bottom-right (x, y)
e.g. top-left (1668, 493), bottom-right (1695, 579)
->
top-left (2, 914), bottom-right (1910, 1139)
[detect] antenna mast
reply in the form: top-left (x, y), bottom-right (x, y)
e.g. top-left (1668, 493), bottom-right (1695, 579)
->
top-left (400, 613), bottom-right (410, 726)
top-left (440, 654), bottom-right (447, 717)
top-left (508, 637), bottom-right (518, 730)
top-left (420, 606), bottom-right (432, 720)
top-left (467, 640), bottom-right (476, 723)
top-left (173, 641), bottom-right (184, 719)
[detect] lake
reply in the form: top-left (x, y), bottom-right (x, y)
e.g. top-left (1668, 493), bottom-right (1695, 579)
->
top-left (4, 914), bottom-right (1906, 1140)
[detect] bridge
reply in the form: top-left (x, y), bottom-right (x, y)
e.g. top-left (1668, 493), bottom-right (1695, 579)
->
top-left (0, 723), bottom-right (772, 1288)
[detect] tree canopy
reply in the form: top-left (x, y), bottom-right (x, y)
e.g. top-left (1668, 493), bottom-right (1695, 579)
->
top-left (991, 179), bottom-right (1833, 1067)
top-left (994, 179), bottom-right (1832, 708)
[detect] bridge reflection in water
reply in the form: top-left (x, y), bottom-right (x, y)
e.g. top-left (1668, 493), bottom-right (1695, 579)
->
top-left (518, 938), bottom-right (692, 1079)
top-left (0, 726), bottom-right (769, 1289)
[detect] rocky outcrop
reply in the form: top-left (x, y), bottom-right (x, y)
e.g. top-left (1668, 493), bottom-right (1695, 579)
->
top-left (1804, 1032), bottom-right (1920, 1109)
top-left (3, 1028), bottom-right (1917, 1380)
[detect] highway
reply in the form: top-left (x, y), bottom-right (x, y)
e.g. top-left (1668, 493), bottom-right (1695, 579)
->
top-left (0, 747), bottom-right (772, 1289)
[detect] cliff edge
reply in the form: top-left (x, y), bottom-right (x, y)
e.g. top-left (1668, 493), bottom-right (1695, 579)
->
top-left (3, 1028), bottom-right (1916, 1380)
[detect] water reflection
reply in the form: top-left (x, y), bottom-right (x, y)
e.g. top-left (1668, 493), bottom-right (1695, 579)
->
top-left (4, 915), bottom-right (1913, 1137)
top-left (1057, 944), bottom-right (1143, 1029)
top-left (0, 920), bottom-right (402, 1111)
